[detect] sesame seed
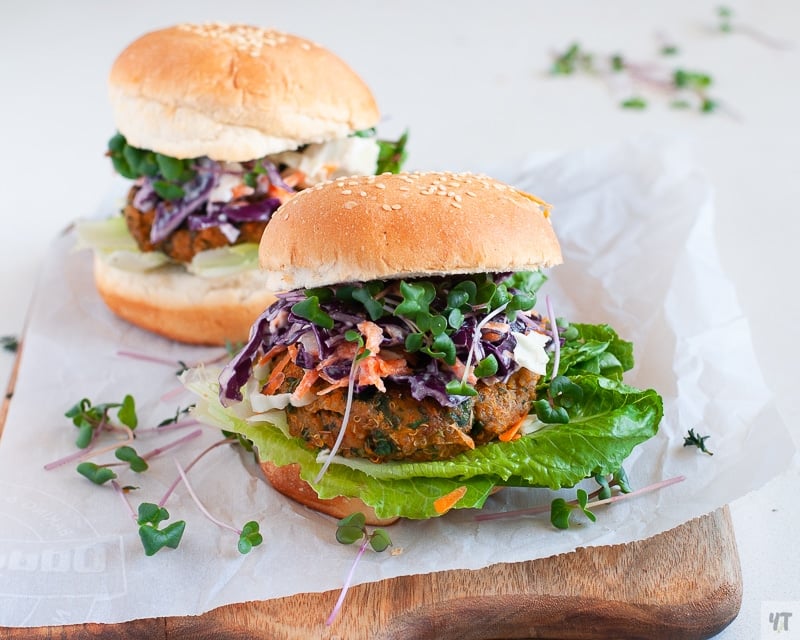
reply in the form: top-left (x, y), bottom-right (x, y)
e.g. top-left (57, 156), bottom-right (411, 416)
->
top-left (376, 183), bottom-right (386, 190)
top-left (399, 186), bottom-right (410, 191)
top-left (454, 194), bottom-right (462, 202)
top-left (360, 191), bottom-right (367, 197)
top-left (341, 189), bottom-right (352, 195)
top-left (382, 204), bottom-right (392, 211)
top-left (451, 202), bottom-right (462, 209)
top-left (466, 191), bottom-right (477, 197)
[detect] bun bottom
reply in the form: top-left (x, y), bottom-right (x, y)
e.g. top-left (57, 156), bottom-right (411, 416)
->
top-left (93, 255), bottom-right (276, 346)
top-left (259, 460), bottom-right (399, 526)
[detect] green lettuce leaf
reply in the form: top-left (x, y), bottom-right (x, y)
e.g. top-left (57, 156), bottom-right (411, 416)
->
top-left (184, 365), bottom-right (662, 520)
top-left (74, 216), bottom-right (258, 277)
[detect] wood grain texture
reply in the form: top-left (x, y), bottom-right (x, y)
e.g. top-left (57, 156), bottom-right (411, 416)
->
top-left (1, 352), bottom-right (742, 640)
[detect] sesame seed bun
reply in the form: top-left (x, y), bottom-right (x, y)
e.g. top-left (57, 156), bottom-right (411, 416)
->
top-left (259, 171), bottom-right (563, 290)
top-left (108, 23), bottom-right (380, 161)
top-left (92, 255), bottom-right (276, 346)
top-left (259, 460), bottom-right (399, 526)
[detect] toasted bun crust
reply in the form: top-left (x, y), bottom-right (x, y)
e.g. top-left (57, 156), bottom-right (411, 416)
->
top-left (109, 23), bottom-right (380, 161)
top-left (93, 255), bottom-right (276, 346)
top-left (259, 171), bottom-right (563, 290)
top-left (259, 460), bottom-right (399, 526)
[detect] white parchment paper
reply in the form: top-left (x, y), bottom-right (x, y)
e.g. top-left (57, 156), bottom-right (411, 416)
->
top-left (0, 137), bottom-right (793, 627)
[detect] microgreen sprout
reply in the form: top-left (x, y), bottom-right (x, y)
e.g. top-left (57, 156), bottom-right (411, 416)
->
top-left (327, 512), bottom-right (392, 626)
top-left (136, 501), bottom-right (187, 556)
top-left (683, 428), bottom-right (714, 455)
top-left (717, 6), bottom-right (733, 33)
top-left (314, 329), bottom-right (370, 483)
top-left (63, 394), bottom-right (137, 449)
top-left (550, 488), bottom-right (597, 529)
top-left (474, 475), bottom-right (685, 525)
top-left (76, 461), bottom-right (117, 485)
top-left (107, 133), bottom-right (196, 201)
top-left (110, 480), bottom-right (186, 556)
top-left (173, 458), bottom-right (263, 554)
top-left (550, 42), bottom-right (595, 75)
top-left (1, 335), bottom-right (18, 353)
top-left (549, 38), bottom-right (725, 115)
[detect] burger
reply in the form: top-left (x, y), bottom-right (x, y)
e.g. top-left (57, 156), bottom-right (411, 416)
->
top-left (185, 171), bottom-right (662, 524)
top-left (78, 22), bottom-right (407, 345)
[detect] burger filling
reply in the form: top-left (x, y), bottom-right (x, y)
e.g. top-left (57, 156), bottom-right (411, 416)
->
top-left (220, 272), bottom-right (552, 463)
top-left (99, 130), bottom-right (408, 264)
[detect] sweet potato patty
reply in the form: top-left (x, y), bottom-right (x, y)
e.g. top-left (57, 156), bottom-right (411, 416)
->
top-left (276, 363), bottom-right (539, 462)
top-left (124, 187), bottom-right (267, 263)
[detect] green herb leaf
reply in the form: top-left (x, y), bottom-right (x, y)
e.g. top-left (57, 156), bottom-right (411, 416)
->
top-left (576, 488), bottom-right (597, 522)
top-left (375, 130), bottom-right (409, 174)
top-left (352, 287), bottom-right (386, 321)
top-left (138, 519), bottom-right (186, 556)
top-left (115, 445), bottom-right (149, 473)
top-left (1, 335), bottom-right (19, 353)
top-left (404, 333), bottom-right (424, 352)
top-left (683, 428), bottom-right (714, 455)
top-left (152, 181), bottom-right (185, 201)
top-left (237, 521), bottom-right (264, 554)
top-left (76, 462), bottom-right (117, 485)
top-left (395, 281), bottom-right (436, 317)
top-left (473, 355), bottom-right (499, 378)
top-left (155, 154), bottom-right (185, 181)
top-left (369, 529), bottom-right (392, 552)
top-left (549, 375), bottom-right (584, 408)
top-left (550, 498), bottom-right (572, 529)
top-left (291, 296), bottom-right (335, 329)
top-left (422, 333), bottom-right (456, 365)
top-left (117, 394), bottom-right (138, 430)
top-left (621, 97), bottom-right (648, 110)
top-left (445, 379), bottom-right (478, 397)
top-left (533, 399), bottom-right (570, 424)
top-left (137, 502), bottom-right (170, 527)
top-left (336, 512), bottom-right (367, 545)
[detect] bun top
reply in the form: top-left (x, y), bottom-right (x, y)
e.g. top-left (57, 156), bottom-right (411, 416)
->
top-left (109, 23), bottom-right (380, 161)
top-left (260, 171), bottom-right (562, 290)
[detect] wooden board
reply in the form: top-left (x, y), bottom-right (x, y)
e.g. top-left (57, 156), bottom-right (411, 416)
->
top-left (0, 349), bottom-right (742, 640)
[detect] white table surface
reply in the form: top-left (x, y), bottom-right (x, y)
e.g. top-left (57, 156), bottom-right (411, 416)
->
top-left (1, 1), bottom-right (798, 637)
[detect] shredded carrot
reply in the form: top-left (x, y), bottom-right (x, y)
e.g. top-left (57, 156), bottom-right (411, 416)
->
top-left (292, 368), bottom-right (319, 400)
top-left (281, 168), bottom-right (306, 188)
top-left (433, 486), bottom-right (468, 515)
top-left (231, 183), bottom-right (254, 200)
top-left (498, 414), bottom-right (527, 442)
top-left (262, 372), bottom-right (285, 396)
top-left (448, 358), bottom-right (476, 385)
top-left (257, 344), bottom-right (287, 368)
top-left (357, 355), bottom-right (410, 392)
top-left (357, 321), bottom-right (384, 355)
top-left (268, 184), bottom-right (295, 203)
top-left (262, 350), bottom-right (293, 395)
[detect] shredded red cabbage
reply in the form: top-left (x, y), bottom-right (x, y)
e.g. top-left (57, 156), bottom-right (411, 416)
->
top-left (219, 277), bottom-right (550, 409)
top-left (139, 157), bottom-right (293, 246)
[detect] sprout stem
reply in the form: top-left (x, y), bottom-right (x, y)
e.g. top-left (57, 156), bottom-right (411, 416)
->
top-left (172, 458), bottom-right (240, 535)
top-left (158, 437), bottom-right (233, 507)
top-left (141, 429), bottom-right (202, 461)
top-left (326, 536), bottom-right (369, 626)
top-left (111, 480), bottom-right (138, 522)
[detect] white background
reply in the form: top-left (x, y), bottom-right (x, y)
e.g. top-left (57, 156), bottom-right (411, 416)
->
top-left (1, 1), bottom-right (798, 637)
